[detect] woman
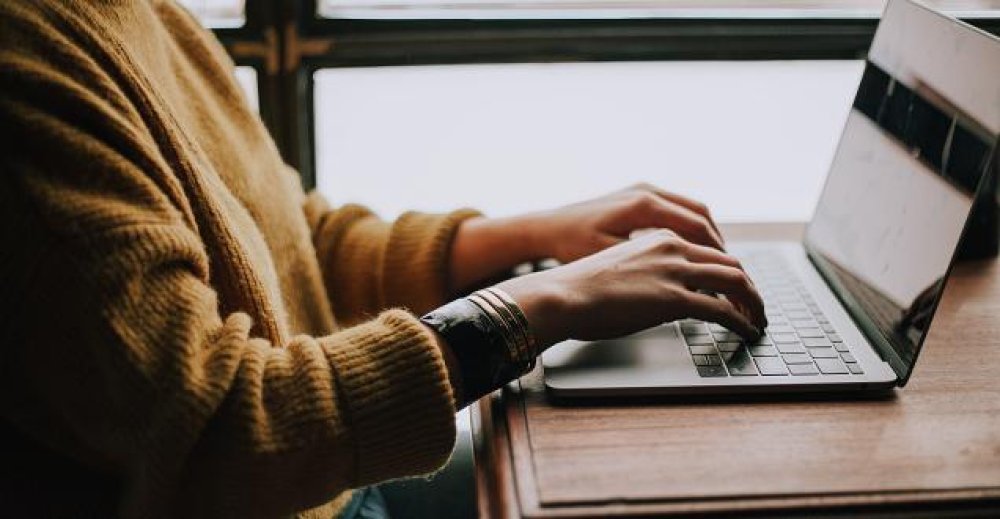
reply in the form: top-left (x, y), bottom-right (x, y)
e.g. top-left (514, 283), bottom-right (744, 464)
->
top-left (0, 1), bottom-right (766, 517)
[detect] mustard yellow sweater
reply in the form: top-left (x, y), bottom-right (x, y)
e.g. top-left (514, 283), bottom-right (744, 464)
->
top-left (0, 1), bottom-right (479, 517)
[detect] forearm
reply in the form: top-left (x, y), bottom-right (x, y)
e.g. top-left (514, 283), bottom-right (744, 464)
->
top-left (307, 193), bottom-right (482, 319)
top-left (448, 214), bottom-right (547, 295)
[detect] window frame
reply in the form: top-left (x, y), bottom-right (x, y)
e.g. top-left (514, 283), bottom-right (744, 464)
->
top-left (211, 0), bottom-right (1000, 188)
top-left (213, 1), bottom-right (284, 161)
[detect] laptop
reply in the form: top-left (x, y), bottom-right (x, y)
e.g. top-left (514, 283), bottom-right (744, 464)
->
top-left (542, 0), bottom-right (1000, 398)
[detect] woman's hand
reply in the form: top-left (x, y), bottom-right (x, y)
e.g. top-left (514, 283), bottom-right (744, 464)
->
top-left (525, 183), bottom-right (725, 263)
top-left (493, 230), bottom-right (766, 349)
top-left (449, 183), bottom-right (725, 294)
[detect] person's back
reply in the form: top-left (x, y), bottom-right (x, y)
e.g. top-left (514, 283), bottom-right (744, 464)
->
top-left (0, 1), bottom-right (472, 516)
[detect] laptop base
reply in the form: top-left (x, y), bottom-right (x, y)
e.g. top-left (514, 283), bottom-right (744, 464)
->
top-left (541, 242), bottom-right (898, 399)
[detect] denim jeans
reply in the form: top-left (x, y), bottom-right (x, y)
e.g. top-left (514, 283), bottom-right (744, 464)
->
top-left (338, 486), bottom-right (390, 519)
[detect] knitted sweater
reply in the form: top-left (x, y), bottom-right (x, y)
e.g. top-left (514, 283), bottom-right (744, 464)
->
top-left (0, 1), bottom-right (478, 517)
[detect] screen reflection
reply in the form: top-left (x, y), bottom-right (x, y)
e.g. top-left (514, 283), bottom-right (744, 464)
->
top-left (806, 60), bottom-right (996, 380)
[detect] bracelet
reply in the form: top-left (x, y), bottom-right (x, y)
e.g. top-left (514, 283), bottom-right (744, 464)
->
top-left (420, 288), bottom-right (538, 406)
top-left (485, 287), bottom-right (537, 360)
top-left (472, 288), bottom-right (537, 371)
top-left (467, 291), bottom-right (531, 373)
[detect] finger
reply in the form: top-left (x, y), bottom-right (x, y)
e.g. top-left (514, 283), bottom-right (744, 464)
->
top-left (682, 290), bottom-right (761, 340)
top-left (680, 243), bottom-right (765, 325)
top-left (679, 241), bottom-right (745, 271)
top-left (629, 227), bottom-right (676, 241)
top-left (682, 264), bottom-right (764, 325)
top-left (635, 183), bottom-right (724, 242)
top-left (637, 198), bottom-right (725, 251)
top-left (681, 263), bottom-right (767, 329)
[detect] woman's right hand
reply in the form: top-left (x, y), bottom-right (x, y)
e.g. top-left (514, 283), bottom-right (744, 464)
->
top-left (494, 230), bottom-right (767, 351)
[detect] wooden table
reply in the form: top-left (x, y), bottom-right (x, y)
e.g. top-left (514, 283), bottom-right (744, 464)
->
top-left (471, 223), bottom-right (1000, 518)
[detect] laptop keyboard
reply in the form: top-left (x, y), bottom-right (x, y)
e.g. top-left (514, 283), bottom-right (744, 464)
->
top-left (681, 252), bottom-right (864, 378)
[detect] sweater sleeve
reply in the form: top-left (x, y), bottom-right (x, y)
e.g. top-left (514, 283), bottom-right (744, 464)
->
top-left (0, 7), bottom-right (457, 517)
top-left (304, 192), bottom-right (481, 325)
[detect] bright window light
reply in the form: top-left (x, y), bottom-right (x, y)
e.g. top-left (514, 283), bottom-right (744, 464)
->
top-left (233, 66), bottom-right (259, 112)
top-left (315, 61), bottom-right (864, 223)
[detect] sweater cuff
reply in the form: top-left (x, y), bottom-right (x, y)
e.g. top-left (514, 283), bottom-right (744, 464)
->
top-left (383, 209), bottom-right (482, 315)
top-left (323, 309), bottom-right (457, 485)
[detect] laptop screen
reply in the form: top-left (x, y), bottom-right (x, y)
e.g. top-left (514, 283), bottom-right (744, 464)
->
top-left (804, 0), bottom-right (999, 385)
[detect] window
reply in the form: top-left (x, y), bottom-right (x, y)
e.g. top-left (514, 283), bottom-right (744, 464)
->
top-left (177, 0), bottom-right (246, 28)
top-left (185, 1), bottom-right (998, 193)
top-left (317, 0), bottom-right (1000, 20)
top-left (315, 60), bottom-right (862, 222)
top-left (233, 66), bottom-right (260, 111)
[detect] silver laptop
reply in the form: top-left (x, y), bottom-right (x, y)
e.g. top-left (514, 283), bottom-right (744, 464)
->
top-left (542, 0), bottom-right (1000, 398)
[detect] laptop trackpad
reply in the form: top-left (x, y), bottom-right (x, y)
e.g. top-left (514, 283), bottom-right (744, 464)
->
top-left (542, 324), bottom-right (687, 372)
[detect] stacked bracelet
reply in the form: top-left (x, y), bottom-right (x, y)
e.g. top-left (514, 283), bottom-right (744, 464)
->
top-left (420, 287), bottom-right (538, 406)
top-left (467, 287), bottom-right (537, 373)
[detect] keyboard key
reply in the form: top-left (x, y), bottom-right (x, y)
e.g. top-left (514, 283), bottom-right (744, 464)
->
top-left (815, 358), bottom-right (849, 374)
top-left (797, 328), bottom-right (825, 338)
top-left (771, 333), bottom-right (800, 343)
top-left (689, 345), bottom-right (717, 355)
top-left (685, 334), bottom-right (715, 345)
top-left (749, 345), bottom-right (778, 357)
top-left (692, 354), bottom-right (722, 366)
top-left (713, 331), bottom-right (742, 342)
top-left (829, 333), bottom-right (843, 342)
top-left (681, 322), bottom-right (707, 334)
top-left (802, 337), bottom-right (833, 348)
top-left (788, 363), bottom-right (820, 376)
top-left (754, 357), bottom-right (789, 376)
top-left (765, 325), bottom-right (794, 334)
top-left (834, 342), bottom-right (851, 353)
top-left (840, 352), bottom-right (857, 363)
top-left (782, 353), bottom-right (813, 364)
top-left (697, 365), bottom-right (728, 377)
top-left (821, 324), bottom-right (837, 333)
top-left (725, 350), bottom-right (759, 376)
top-left (788, 311), bottom-right (812, 320)
top-left (809, 348), bottom-right (839, 359)
top-left (846, 363), bottom-right (864, 375)
top-left (791, 320), bottom-right (819, 329)
top-left (775, 342), bottom-right (807, 354)
top-left (752, 336), bottom-right (773, 346)
top-left (708, 323), bottom-right (729, 333)
top-left (716, 341), bottom-right (742, 353)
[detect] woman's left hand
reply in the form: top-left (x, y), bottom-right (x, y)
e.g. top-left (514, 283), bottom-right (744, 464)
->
top-left (450, 183), bottom-right (725, 293)
top-left (523, 183), bottom-right (725, 263)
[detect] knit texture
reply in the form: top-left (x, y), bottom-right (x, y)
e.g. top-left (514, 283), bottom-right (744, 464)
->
top-left (0, 1), bottom-right (479, 517)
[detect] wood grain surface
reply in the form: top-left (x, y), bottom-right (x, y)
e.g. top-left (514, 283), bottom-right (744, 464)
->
top-left (473, 223), bottom-right (1000, 517)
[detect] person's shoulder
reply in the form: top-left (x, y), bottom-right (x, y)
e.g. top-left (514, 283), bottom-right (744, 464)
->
top-left (0, 1), bottom-right (119, 55)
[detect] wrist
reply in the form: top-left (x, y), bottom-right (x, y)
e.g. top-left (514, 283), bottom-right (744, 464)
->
top-left (494, 272), bottom-right (570, 350)
top-left (513, 210), bottom-right (558, 260)
top-left (478, 212), bottom-right (553, 262)
top-left (450, 214), bottom-right (549, 294)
